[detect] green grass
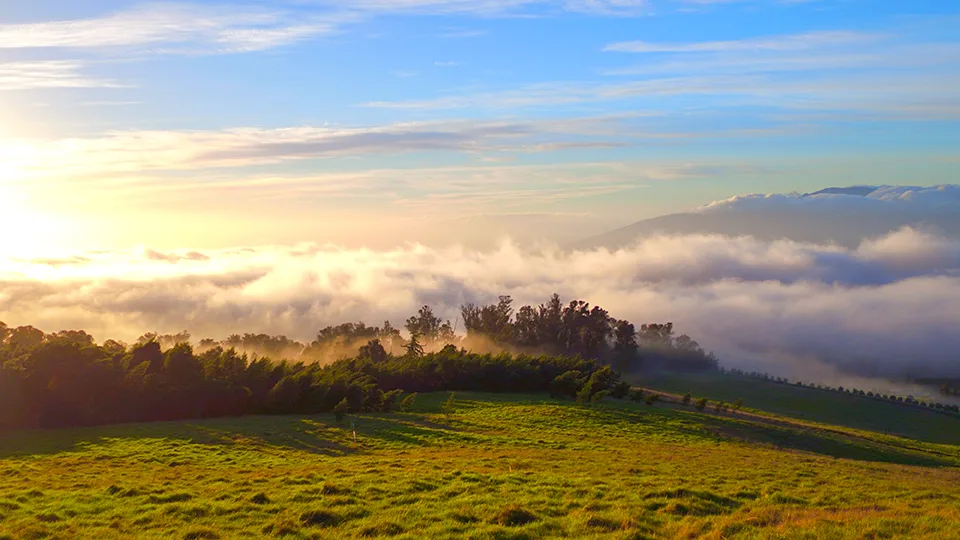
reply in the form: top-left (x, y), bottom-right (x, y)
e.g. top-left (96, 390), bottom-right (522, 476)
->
top-left (637, 372), bottom-right (960, 446)
top-left (1, 392), bottom-right (959, 539)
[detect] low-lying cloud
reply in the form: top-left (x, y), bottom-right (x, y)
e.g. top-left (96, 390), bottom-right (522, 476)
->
top-left (2, 227), bottom-right (959, 382)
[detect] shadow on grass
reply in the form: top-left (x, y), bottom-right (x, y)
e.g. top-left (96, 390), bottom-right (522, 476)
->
top-left (608, 402), bottom-right (957, 468)
top-left (1, 392), bottom-right (955, 468)
top-left (0, 406), bottom-right (482, 459)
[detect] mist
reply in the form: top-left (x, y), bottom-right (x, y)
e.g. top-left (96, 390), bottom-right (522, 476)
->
top-left (2, 226), bottom-right (960, 385)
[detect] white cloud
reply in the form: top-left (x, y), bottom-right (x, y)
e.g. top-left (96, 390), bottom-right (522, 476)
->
top-left (3, 228), bottom-right (960, 381)
top-left (0, 3), bottom-right (341, 54)
top-left (700, 185), bottom-right (960, 214)
top-left (0, 60), bottom-right (122, 90)
top-left (603, 31), bottom-right (879, 53)
top-left (318, 0), bottom-right (649, 16)
top-left (0, 115), bottom-right (665, 180)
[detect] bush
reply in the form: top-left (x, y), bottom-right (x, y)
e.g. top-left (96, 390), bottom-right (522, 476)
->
top-left (645, 393), bottom-right (659, 406)
top-left (682, 393), bottom-right (691, 406)
top-left (400, 393), bottom-right (417, 412)
top-left (381, 389), bottom-right (403, 412)
top-left (695, 398), bottom-right (708, 411)
top-left (630, 389), bottom-right (644, 402)
top-left (334, 398), bottom-right (349, 423)
top-left (550, 370), bottom-right (584, 399)
top-left (492, 505), bottom-right (538, 526)
top-left (591, 390), bottom-right (611, 406)
top-left (734, 398), bottom-right (744, 411)
top-left (441, 392), bottom-right (456, 416)
top-left (611, 381), bottom-right (631, 399)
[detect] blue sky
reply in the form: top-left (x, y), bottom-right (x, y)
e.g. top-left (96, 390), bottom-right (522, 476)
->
top-left (1, 0), bottom-right (958, 252)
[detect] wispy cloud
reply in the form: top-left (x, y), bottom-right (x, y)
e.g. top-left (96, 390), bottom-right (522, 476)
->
top-left (0, 116), bottom-right (652, 181)
top-left (603, 30), bottom-right (881, 53)
top-left (316, 0), bottom-right (650, 16)
top-left (438, 29), bottom-right (489, 38)
top-left (0, 60), bottom-right (123, 90)
top-left (0, 3), bottom-right (342, 54)
top-left (363, 27), bottom-right (960, 119)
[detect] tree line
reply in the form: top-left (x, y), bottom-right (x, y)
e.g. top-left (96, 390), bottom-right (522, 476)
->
top-left (0, 294), bottom-right (715, 430)
top-left (725, 368), bottom-right (960, 416)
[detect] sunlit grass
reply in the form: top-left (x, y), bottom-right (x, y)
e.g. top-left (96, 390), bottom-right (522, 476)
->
top-left (1, 392), bottom-right (958, 539)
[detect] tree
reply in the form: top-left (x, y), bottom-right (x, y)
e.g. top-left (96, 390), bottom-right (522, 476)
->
top-left (334, 398), bottom-right (349, 423)
top-left (358, 339), bottom-right (388, 363)
top-left (163, 343), bottom-right (203, 384)
top-left (612, 320), bottom-right (638, 372)
top-left (406, 306), bottom-right (455, 346)
top-left (405, 334), bottom-right (424, 358)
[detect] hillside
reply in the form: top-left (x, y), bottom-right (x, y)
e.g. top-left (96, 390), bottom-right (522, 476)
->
top-left (571, 185), bottom-right (960, 250)
top-left (638, 372), bottom-right (960, 446)
top-left (1, 391), bottom-right (959, 539)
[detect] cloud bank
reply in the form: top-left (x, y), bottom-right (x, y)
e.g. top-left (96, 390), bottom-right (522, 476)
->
top-left (2, 227), bottom-right (960, 382)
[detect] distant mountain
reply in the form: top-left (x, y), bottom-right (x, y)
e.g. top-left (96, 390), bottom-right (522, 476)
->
top-left (573, 185), bottom-right (960, 250)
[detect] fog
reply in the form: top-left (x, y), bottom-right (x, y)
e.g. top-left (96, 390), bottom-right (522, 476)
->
top-left (2, 226), bottom-right (959, 385)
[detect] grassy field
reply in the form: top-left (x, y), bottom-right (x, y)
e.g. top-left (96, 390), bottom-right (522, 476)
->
top-left (2, 392), bottom-right (960, 539)
top-left (636, 372), bottom-right (960, 446)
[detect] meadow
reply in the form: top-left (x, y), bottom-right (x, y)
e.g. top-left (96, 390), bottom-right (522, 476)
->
top-left (2, 391), bottom-right (960, 539)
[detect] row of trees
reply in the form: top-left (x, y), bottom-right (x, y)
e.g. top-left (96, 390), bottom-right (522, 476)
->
top-left (123, 295), bottom-right (718, 374)
top-left (0, 320), bottom-right (632, 431)
top-left (725, 368), bottom-right (960, 416)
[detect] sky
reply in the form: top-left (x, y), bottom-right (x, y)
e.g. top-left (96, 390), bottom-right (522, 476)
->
top-left (1, 0), bottom-right (959, 254)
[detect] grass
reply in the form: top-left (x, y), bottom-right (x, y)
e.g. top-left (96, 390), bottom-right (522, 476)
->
top-left (638, 372), bottom-right (960, 446)
top-left (0, 392), bottom-right (958, 538)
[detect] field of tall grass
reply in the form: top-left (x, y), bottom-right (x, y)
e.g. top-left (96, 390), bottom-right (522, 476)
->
top-left (1, 392), bottom-right (959, 539)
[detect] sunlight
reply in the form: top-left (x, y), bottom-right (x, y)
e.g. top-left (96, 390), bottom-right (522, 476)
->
top-left (0, 182), bottom-right (66, 258)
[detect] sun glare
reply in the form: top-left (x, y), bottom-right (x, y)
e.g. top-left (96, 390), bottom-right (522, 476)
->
top-left (0, 183), bottom-right (67, 258)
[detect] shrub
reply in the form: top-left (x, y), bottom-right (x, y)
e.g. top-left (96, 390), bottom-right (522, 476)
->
top-left (734, 398), bottom-right (744, 411)
top-left (441, 392), bottom-right (456, 417)
top-left (682, 393), bottom-right (691, 406)
top-left (400, 393), bottom-right (417, 412)
top-left (630, 389), bottom-right (644, 402)
top-left (300, 510), bottom-right (340, 528)
top-left (591, 390), bottom-right (611, 406)
top-left (611, 381), bottom-right (631, 399)
top-left (492, 505), bottom-right (538, 526)
top-left (381, 389), bottom-right (403, 412)
top-left (645, 393), bottom-right (659, 406)
top-left (334, 398), bottom-right (349, 423)
top-left (695, 398), bottom-right (708, 411)
top-left (550, 370), bottom-right (584, 399)
top-left (576, 384), bottom-right (593, 405)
